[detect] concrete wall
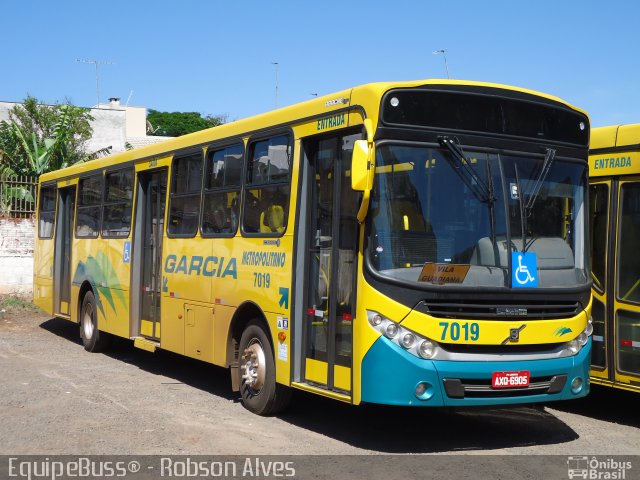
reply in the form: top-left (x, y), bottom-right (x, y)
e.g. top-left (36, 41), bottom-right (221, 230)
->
top-left (125, 105), bottom-right (147, 137)
top-left (0, 218), bottom-right (34, 296)
top-left (86, 107), bottom-right (128, 154)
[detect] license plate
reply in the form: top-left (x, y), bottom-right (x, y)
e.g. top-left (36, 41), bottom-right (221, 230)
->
top-left (491, 370), bottom-right (530, 389)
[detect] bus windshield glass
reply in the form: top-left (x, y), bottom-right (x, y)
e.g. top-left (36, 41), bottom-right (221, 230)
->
top-left (368, 144), bottom-right (588, 289)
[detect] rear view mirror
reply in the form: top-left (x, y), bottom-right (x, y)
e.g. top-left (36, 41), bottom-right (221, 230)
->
top-left (353, 119), bottom-right (375, 223)
top-left (351, 140), bottom-right (370, 191)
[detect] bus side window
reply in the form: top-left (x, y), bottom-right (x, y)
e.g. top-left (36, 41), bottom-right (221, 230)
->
top-left (202, 144), bottom-right (242, 236)
top-left (38, 184), bottom-right (57, 239)
top-left (76, 173), bottom-right (103, 238)
top-left (243, 134), bottom-right (292, 236)
top-left (168, 152), bottom-right (202, 237)
top-left (618, 183), bottom-right (640, 303)
top-left (102, 168), bottom-right (134, 238)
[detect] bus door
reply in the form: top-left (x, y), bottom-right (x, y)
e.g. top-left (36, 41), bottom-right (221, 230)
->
top-left (53, 186), bottom-right (76, 317)
top-left (612, 178), bottom-right (640, 386)
top-left (132, 169), bottom-right (167, 341)
top-left (301, 132), bottom-right (361, 394)
top-left (589, 180), bottom-right (612, 381)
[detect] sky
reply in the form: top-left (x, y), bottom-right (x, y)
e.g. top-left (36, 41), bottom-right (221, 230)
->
top-left (1, 0), bottom-right (638, 128)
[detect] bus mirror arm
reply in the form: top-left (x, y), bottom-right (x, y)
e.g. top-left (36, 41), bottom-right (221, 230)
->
top-left (354, 119), bottom-right (375, 223)
top-left (356, 146), bottom-right (374, 223)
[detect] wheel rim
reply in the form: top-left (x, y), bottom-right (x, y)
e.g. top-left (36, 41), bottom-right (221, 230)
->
top-left (241, 339), bottom-right (266, 394)
top-left (82, 302), bottom-right (94, 339)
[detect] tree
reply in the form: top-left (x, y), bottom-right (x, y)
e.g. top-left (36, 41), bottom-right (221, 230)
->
top-left (146, 110), bottom-right (225, 137)
top-left (0, 96), bottom-right (107, 177)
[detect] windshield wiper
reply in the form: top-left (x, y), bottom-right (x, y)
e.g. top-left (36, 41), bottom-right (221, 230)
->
top-left (525, 147), bottom-right (556, 210)
top-left (516, 147), bottom-right (556, 252)
top-left (514, 162), bottom-right (527, 252)
top-left (438, 136), bottom-right (494, 204)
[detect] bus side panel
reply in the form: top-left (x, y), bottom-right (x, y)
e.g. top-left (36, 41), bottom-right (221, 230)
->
top-left (231, 233), bottom-right (293, 386)
top-left (162, 237), bottom-right (213, 304)
top-left (71, 238), bottom-right (120, 335)
top-left (160, 296), bottom-right (184, 355)
top-left (161, 237), bottom-right (214, 355)
top-left (213, 305), bottom-right (234, 366)
top-left (184, 303), bottom-right (215, 363)
top-left (33, 235), bottom-right (55, 315)
top-left (103, 238), bottom-right (131, 338)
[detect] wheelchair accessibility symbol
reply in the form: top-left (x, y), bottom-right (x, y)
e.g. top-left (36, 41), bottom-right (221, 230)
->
top-left (512, 252), bottom-right (538, 288)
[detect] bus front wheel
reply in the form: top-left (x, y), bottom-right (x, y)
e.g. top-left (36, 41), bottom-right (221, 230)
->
top-left (238, 321), bottom-right (291, 415)
top-left (79, 291), bottom-right (111, 352)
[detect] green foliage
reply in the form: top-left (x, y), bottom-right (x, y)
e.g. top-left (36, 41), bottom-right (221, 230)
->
top-left (147, 109), bottom-right (225, 137)
top-left (0, 96), bottom-right (100, 177)
top-left (0, 184), bottom-right (34, 217)
top-left (0, 296), bottom-right (42, 318)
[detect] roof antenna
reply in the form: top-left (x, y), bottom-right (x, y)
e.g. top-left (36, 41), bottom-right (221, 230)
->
top-left (125, 90), bottom-right (134, 106)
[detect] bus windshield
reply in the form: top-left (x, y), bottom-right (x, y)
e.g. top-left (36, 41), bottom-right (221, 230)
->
top-left (368, 144), bottom-right (588, 289)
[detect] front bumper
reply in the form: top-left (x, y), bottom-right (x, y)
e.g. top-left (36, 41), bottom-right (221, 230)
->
top-left (361, 336), bottom-right (591, 406)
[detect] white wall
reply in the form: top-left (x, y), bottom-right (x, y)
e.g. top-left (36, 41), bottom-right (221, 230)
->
top-left (0, 218), bottom-right (34, 296)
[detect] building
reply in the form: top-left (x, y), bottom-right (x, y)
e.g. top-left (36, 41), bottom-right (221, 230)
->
top-left (0, 97), bottom-right (172, 156)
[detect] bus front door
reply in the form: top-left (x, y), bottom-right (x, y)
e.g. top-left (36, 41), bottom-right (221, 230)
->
top-left (591, 177), bottom-right (640, 390)
top-left (589, 181), bottom-right (611, 383)
top-left (612, 179), bottom-right (640, 388)
top-left (301, 132), bottom-right (361, 395)
top-left (133, 169), bottom-right (167, 341)
top-left (53, 186), bottom-right (75, 317)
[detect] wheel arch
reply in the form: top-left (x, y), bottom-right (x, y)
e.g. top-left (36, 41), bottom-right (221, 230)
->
top-left (226, 301), bottom-right (272, 367)
top-left (76, 280), bottom-right (94, 324)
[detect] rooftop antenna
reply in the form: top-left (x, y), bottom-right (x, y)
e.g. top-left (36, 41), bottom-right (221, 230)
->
top-left (76, 58), bottom-right (115, 106)
top-left (125, 90), bottom-right (134, 107)
top-left (432, 49), bottom-right (450, 79)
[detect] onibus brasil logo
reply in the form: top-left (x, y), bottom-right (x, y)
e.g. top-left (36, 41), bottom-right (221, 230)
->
top-left (567, 456), bottom-right (632, 479)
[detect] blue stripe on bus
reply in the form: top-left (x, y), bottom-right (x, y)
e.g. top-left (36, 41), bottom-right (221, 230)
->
top-left (361, 336), bottom-right (591, 407)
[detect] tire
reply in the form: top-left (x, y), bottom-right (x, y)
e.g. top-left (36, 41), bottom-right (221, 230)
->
top-left (79, 291), bottom-right (111, 352)
top-left (238, 320), bottom-right (291, 415)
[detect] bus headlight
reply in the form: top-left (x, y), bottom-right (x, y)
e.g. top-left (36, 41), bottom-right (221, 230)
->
top-left (366, 310), bottom-right (440, 360)
top-left (401, 332), bottom-right (416, 349)
top-left (369, 313), bottom-right (383, 327)
top-left (585, 317), bottom-right (594, 336)
top-left (418, 340), bottom-right (436, 359)
top-left (567, 340), bottom-right (580, 354)
top-left (563, 319), bottom-right (593, 355)
top-left (385, 323), bottom-right (399, 338)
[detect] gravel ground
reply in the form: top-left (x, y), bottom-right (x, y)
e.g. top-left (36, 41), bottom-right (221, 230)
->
top-left (0, 306), bottom-right (638, 458)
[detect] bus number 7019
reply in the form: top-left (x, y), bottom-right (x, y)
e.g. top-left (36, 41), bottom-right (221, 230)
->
top-left (439, 322), bottom-right (480, 342)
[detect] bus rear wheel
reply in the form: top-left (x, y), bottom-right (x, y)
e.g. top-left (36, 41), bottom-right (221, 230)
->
top-left (80, 291), bottom-right (111, 352)
top-left (238, 321), bottom-right (291, 415)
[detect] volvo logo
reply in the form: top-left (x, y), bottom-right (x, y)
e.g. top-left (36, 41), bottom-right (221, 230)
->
top-left (496, 307), bottom-right (528, 316)
top-left (501, 324), bottom-right (527, 344)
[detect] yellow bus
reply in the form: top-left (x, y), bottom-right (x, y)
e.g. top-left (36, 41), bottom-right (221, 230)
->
top-left (34, 79), bottom-right (594, 414)
top-left (589, 123), bottom-right (640, 393)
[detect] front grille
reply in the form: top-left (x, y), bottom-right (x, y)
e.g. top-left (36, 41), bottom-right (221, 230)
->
top-left (419, 300), bottom-right (580, 320)
top-left (440, 343), bottom-right (564, 355)
top-left (443, 375), bottom-right (567, 399)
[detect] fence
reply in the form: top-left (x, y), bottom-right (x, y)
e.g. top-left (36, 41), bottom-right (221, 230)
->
top-left (0, 174), bottom-right (38, 218)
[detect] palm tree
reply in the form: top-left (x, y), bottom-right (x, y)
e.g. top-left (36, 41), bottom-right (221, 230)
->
top-left (0, 98), bottom-right (107, 177)
top-left (0, 97), bottom-right (110, 215)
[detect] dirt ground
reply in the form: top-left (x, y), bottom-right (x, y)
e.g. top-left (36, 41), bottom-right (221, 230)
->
top-left (0, 299), bottom-right (639, 458)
